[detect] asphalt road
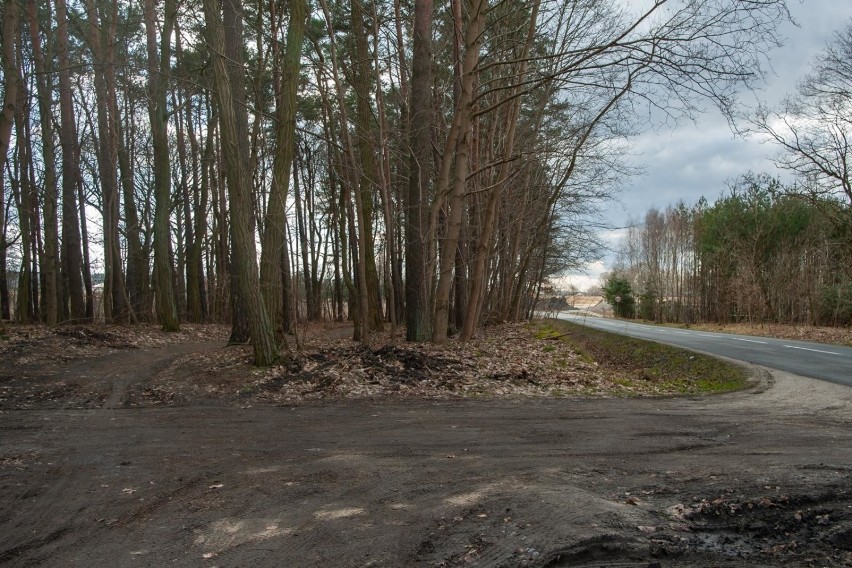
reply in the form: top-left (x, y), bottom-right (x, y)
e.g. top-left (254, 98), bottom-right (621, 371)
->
top-left (556, 312), bottom-right (852, 387)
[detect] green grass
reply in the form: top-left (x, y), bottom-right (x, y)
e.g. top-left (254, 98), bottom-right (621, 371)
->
top-left (535, 319), bottom-right (748, 396)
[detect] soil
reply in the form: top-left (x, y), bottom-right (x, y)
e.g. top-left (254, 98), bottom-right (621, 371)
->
top-left (1, 324), bottom-right (850, 567)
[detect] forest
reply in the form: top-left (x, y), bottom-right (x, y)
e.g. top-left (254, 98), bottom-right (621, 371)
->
top-left (0, 0), bottom-right (795, 364)
top-left (607, 19), bottom-right (852, 329)
top-left (608, 174), bottom-right (852, 326)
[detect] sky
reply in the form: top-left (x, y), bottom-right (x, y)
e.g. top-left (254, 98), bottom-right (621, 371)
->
top-left (563, 0), bottom-right (852, 292)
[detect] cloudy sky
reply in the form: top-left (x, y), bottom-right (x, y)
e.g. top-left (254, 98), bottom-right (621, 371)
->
top-left (564, 0), bottom-right (852, 292)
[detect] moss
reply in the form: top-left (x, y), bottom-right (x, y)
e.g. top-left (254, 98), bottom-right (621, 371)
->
top-left (238, 385), bottom-right (257, 397)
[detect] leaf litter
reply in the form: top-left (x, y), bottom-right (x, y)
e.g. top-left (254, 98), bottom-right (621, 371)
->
top-left (2, 320), bottom-right (739, 408)
top-left (150, 321), bottom-right (731, 406)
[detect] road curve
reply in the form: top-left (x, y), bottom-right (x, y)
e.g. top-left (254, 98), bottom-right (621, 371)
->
top-left (556, 312), bottom-right (852, 387)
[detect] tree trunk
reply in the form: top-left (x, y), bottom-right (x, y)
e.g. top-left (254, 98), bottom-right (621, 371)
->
top-left (461, 0), bottom-right (540, 341)
top-left (405, 0), bottom-right (434, 341)
top-left (117, 96), bottom-right (150, 322)
top-left (56, 0), bottom-right (87, 322)
top-left (76, 165), bottom-right (94, 321)
top-left (432, 0), bottom-right (488, 344)
top-left (350, 0), bottom-right (383, 331)
top-left (85, 0), bottom-right (129, 323)
top-left (204, 0), bottom-right (280, 365)
top-left (0, 0), bottom-right (18, 203)
top-left (293, 148), bottom-right (315, 320)
top-left (144, 0), bottom-right (180, 331)
top-left (259, 0), bottom-right (307, 335)
top-left (187, 102), bottom-right (211, 322)
top-left (26, 0), bottom-right (59, 325)
top-left (0, 0), bottom-right (20, 321)
top-left (318, 0), bottom-right (370, 342)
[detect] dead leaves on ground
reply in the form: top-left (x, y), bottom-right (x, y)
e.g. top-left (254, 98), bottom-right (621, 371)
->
top-left (179, 322), bottom-right (672, 405)
top-left (0, 320), bottom-right (739, 406)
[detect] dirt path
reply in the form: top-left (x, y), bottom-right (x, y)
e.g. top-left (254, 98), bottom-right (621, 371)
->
top-left (0, 343), bottom-right (850, 567)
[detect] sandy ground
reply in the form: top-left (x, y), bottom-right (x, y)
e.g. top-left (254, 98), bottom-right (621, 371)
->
top-left (0, 337), bottom-right (850, 567)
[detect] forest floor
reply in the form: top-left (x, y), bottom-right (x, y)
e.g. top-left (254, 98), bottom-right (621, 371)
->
top-left (0, 321), bottom-right (850, 567)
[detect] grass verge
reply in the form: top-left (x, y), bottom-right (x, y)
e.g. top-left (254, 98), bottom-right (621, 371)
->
top-left (537, 319), bottom-right (748, 396)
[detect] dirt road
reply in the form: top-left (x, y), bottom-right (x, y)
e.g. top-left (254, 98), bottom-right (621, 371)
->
top-left (1, 341), bottom-right (850, 567)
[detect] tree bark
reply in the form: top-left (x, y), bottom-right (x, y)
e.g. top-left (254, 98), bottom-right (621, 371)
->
top-left (144, 0), bottom-right (180, 331)
top-left (204, 0), bottom-right (280, 365)
top-left (350, 0), bottom-right (384, 330)
top-left (0, 0), bottom-right (19, 320)
top-left (85, 0), bottom-right (130, 323)
top-left (259, 0), bottom-right (307, 335)
top-left (432, 0), bottom-right (488, 344)
top-left (0, 0), bottom-right (18, 197)
top-left (26, 0), bottom-right (59, 325)
top-left (56, 0), bottom-right (87, 322)
top-left (405, 0), bottom-right (434, 341)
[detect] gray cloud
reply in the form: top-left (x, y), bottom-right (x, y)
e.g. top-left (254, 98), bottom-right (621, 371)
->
top-left (573, 0), bottom-right (852, 288)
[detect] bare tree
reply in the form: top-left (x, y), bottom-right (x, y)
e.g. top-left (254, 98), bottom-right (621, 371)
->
top-left (753, 20), bottom-right (852, 207)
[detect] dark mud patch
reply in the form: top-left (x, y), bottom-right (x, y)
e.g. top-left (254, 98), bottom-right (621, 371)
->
top-left (672, 486), bottom-right (852, 566)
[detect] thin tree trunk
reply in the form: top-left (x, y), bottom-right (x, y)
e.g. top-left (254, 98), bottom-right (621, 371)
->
top-left (13, 100), bottom-right (32, 322)
top-left (85, 0), bottom-right (129, 322)
top-left (259, 0), bottom-right (307, 336)
top-left (293, 148), bottom-right (315, 320)
top-left (144, 0), bottom-right (180, 331)
top-left (432, 0), bottom-right (488, 344)
top-left (372, 0), bottom-right (400, 334)
top-left (56, 0), bottom-right (87, 322)
top-left (76, 165), bottom-right (94, 321)
top-left (460, 0), bottom-right (540, 341)
top-left (117, 91), bottom-right (149, 322)
top-left (318, 0), bottom-right (370, 342)
top-left (26, 0), bottom-right (59, 325)
top-left (188, 102), bottom-right (211, 322)
top-left (350, 0), bottom-right (383, 330)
